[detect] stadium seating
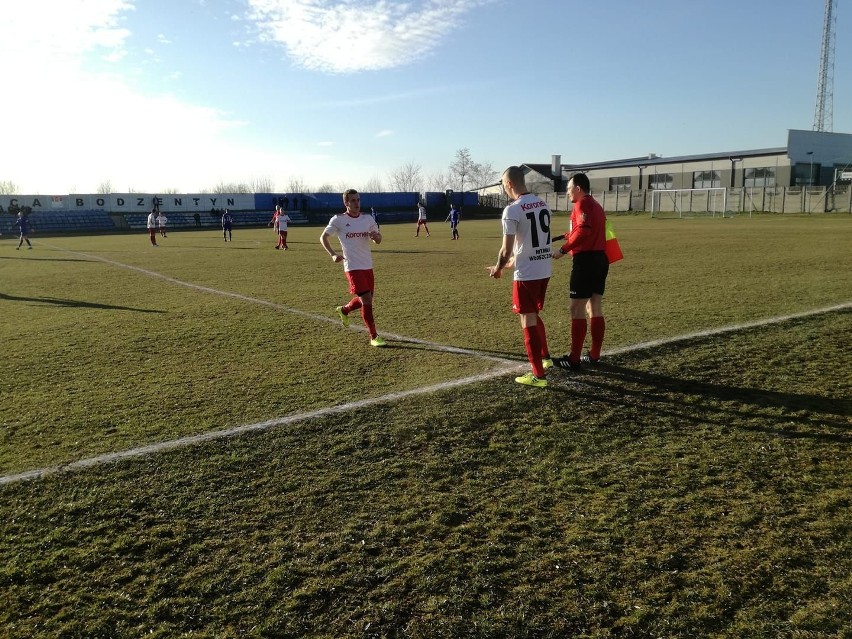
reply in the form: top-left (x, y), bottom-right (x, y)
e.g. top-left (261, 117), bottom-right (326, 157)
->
top-left (0, 210), bottom-right (116, 235)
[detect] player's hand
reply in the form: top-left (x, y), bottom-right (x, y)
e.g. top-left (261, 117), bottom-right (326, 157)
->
top-left (332, 254), bottom-right (343, 263)
top-left (486, 265), bottom-right (502, 278)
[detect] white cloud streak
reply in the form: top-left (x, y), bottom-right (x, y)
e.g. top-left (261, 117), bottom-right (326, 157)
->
top-left (246, 0), bottom-right (495, 73)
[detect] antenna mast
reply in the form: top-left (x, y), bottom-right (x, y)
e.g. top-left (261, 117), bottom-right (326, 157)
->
top-left (813, 0), bottom-right (837, 132)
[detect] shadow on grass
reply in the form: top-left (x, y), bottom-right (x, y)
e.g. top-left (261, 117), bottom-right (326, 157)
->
top-left (385, 338), bottom-right (526, 363)
top-left (0, 256), bottom-right (97, 262)
top-left (0, 292), bottom-right (165, 313)
top-left (552, 362), bottom-right (851, 443)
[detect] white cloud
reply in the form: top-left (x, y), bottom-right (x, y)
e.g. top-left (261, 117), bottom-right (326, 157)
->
top-left (157, 33), bottom-right (172, 44)
top-left (0, 0), bottom-right (299, 193)
top-left (376, 129), bottom-right (393, 138)
top-left (318, 141), bottom-right (334, 147)
top-left (245, 0), bottom-right (495, 73)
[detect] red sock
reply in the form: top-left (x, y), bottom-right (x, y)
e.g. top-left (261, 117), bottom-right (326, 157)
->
top-left (361, 304), bottom-right (377, 338)
top-left (590, 316), bottom-right (606, 359)
top-left (344, 297), bottom-right (362, 314)
top-left (535, 316), bottom-right (550, 359)
top-left (523, 326), bottom-right (545, 378)
top-left (570, 318), bottom-right (587, 362)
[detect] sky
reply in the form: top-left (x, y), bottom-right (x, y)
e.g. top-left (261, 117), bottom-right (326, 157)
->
top-left (1, 0), bottom-right (850, 195)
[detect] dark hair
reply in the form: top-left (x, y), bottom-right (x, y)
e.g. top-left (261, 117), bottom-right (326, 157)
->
top-left (570, 172), bottom-right (590, 193)
top-left (343, 188), bottom-right (359, 202)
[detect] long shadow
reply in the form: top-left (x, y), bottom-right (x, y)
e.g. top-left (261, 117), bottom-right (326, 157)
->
top-left (0, 292), bottom-right (165, 313)
top-left (548, 362), bottom-right (851, 443)
top-left (0, 256), bottom-right (97, 263)
top-left (376, 340), bottom-right (525, 363)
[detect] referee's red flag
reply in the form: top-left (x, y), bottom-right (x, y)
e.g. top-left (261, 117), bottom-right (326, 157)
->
top-left (604, 219), bottom-right (623, 264)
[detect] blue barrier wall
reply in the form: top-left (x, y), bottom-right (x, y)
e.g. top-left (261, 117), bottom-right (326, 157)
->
top-left (0, 210), bottom-right (115, 235)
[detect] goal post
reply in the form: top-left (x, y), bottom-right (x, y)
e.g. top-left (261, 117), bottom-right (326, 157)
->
top-left (650, 188), bottom-right (729, 218)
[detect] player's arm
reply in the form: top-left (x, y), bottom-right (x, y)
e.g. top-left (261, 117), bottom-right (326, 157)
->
top-left (488, 234), bottom-right (514, 278)
top-left (551, 238), bottom-right (568, 260)
top-left (320, 231), bottom-right (342, 262)
top-left (369, 220), bottom-right (382, 244)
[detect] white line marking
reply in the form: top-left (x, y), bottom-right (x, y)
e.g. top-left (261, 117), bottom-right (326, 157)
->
top-left (3, 244), bottom-right (849, 486)
top-left (0, 364), bottom-right (524, 486)
top-left (39, 243), bottom-right (512, 365)
top-left (604, 302), bottom-right (852, 355)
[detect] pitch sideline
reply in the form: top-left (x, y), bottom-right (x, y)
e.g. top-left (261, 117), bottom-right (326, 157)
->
top-left (2, 246), bottom-right (849, 486)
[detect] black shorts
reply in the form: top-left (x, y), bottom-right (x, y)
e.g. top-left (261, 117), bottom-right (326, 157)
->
top-left (570, 251), bottom-right (609, 299)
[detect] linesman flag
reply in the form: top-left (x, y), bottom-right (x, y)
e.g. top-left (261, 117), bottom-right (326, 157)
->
top-left (604, 219), bottom-right (623, 264)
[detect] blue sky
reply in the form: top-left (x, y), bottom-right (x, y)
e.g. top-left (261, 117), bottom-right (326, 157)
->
top-left (2, 0), bottom-right (849, 194)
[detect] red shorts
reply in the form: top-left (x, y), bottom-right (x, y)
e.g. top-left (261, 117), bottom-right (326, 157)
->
top-left (346, 269), bottom-right (375, 296)
top-left (512, 278), bottom-right (549, 314)
top-left (417, 219), bottom-right (428, 226)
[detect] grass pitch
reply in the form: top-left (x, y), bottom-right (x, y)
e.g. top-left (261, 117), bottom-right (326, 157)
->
top-left (1, 214), bottom-right (850, 637)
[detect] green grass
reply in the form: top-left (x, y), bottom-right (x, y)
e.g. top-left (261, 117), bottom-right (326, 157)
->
top-left (1, 215), bottom-right (850, 637)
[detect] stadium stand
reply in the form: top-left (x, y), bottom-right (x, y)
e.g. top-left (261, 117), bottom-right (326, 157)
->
top-left (0, 210), bottom-right (116, 235)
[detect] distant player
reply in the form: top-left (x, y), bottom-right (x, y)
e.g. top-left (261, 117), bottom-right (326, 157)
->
top-left (446, 203), bottom-right (460, 240)
top-left (487, 166), bottom-right (553, 388)
top-left (222, 209), bottom-right (233, 242)
top-left (276, 208), bottom-right (292, 250)
top-left (415, 203), bottom-right (430, 237)
top-left (156, 211), bottom-right (168, 237)
top-left (320, 188), bottom-right (386, 347)
top-left (146, 208), bottom-right (158, 246)
top-left (14, 212), bottom-right (33, 250)
top-left (269, 205), bottom-right (282, 249)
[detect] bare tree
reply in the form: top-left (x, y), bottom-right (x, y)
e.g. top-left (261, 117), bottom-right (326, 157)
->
top-left (96, 180), bottom-right (113, 195)
top-left (250, 176), bottom-right (275, 193)
top-left (388, 162), bottom-right (423, 192)
top-left (315, 183), bottom-right (336, 193)
top-left (469, 161), bottom-right (498, 190)
top-left (0, 180), bottom-right (20, 195)
top-left (425, 171), bottom-right (448, 192)
top-left (287, 176), bottom-right (310, 193)
top-left (362, 175), bottom-right (384, 192)
top-left (445, 148), bottom-right (499, 192)
top-left (211, 181), bottom-right (251, 193)
top-left (161, 187), bottom-right (180, 194)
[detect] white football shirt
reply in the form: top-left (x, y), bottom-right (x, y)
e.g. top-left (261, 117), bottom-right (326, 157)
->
top-left (323, 213), bottom-right (379, 272)
top-left (501, 193), bottom-right (553, 281)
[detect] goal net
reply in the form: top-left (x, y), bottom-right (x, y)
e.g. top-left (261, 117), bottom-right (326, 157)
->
top-left (650, 188), bottom-right (729, 218)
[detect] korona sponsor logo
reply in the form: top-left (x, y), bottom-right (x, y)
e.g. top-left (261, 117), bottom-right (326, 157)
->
top-left (345, 231), bottom-right (372, 239)
top-left (520, 200), bottom-right (546, 211)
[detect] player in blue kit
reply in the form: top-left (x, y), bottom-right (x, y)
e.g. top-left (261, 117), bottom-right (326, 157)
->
top-left (15, 212), bottom-right (33, 250)
top-left (446, 203), bottom-right (460, 240)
